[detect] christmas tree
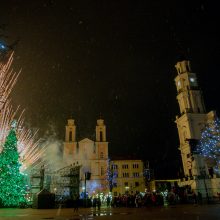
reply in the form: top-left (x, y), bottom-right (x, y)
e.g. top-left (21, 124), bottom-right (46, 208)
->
top-left (106, 158), bottom-right (117, 192)
top-left (196, 118), bottom-right (220, 172)
top-left (0, 122), bottom-right (27, 207)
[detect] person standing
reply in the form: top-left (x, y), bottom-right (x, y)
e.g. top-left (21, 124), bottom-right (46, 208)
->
top-left (192, 191), bottom-right (197, 205)
top-left (73, 194), bottom-right (79, 213)
top-left (97, 197), bottom-right (101, 211)
top-left (107, 195), bottom-right (111, 207)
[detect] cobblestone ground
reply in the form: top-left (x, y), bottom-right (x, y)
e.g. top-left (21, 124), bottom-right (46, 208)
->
top-left (0, 204), bottom-right (220, 220)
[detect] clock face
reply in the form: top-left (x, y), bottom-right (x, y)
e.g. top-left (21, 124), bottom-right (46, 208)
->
top-left (189, 77), bottom-right (198, 86)
top-left (177, 81), bottom-right (181, 87)
top-left (190, 77), bottom-right (195, 83)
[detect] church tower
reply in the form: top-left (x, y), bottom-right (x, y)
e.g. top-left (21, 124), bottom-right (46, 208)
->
top-left (63, 119), bottom-right (77, 161)
top-left (174, 60), bottom-right (215, 179)
top-left (95, 119), bottom-right (108, 160)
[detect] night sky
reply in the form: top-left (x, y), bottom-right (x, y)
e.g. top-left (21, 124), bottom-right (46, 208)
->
top-left (0, 0), bottom-right (220, 178)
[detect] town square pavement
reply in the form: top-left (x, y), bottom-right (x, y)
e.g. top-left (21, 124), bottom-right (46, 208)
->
top-left (0, 204), bottom-right (220, 220)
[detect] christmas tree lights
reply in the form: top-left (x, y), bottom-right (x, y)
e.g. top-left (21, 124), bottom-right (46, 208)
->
top-left (196, 118), bottom-right (220, 172)
top-left (0, 125), bottom-right (27, 207)
top-left (106, 158), bottom-right (117, 192)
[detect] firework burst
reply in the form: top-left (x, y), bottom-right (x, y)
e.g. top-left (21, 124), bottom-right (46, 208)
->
top-left (0, 52), bottom-right (45, 172)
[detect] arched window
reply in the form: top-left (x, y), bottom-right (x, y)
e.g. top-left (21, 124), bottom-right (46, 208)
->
top-left (100, 131), bottom-right (103, 142)
top-left (69, 131), bottom-right (72, 142)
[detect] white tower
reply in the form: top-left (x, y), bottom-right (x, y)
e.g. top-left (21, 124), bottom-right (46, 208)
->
top-left (174, 60), bottom-right (215, 178)
top-left (63, 119), bottom-right (77, 161)
top-left (95, 119), bottom-right (108, 160)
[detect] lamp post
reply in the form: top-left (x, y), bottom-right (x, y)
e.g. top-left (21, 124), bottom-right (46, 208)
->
top-left (84, 172), bottom-right (91, 207)
top-left (200, 168), bottom-right (209, 203)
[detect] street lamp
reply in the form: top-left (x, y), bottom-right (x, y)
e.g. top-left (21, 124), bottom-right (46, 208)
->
top-left (84, 172), bottom-right (91, 207)
top-left (200, 167), bottom-right (209, 203)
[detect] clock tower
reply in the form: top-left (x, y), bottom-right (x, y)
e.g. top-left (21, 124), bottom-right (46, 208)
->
top-left (174, 60), bottom-right (215, 178)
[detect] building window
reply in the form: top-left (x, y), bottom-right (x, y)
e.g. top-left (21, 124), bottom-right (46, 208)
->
top-left (133, 164), bottom-right (139, 169)
top-left (135, 182), bottom-right (139, 187)
top-left (122, 164), bottom-right (128, 169)
top-left (69, 131), bottom-right (72, 142)
top-left (100, 131), bottom-right (103, 142)
top-left (100, 152), bottom-right (104, 159)
top-left (123, 173), bottom-right (129, 177)
top-left (101, 167), bottom-right (104, 176)
top-left (112, 164), bottom-right (118, 170)
top-left (76, 144), bottom-right (79, 154)
top-left (189, 169), bottom-right (192, 177)
top-left (124, 182), bottom-right (128, 186)
top-left (133, 172), bottom-right (139, 177)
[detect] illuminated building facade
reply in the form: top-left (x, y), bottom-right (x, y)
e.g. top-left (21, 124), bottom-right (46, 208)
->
top-left (174, 60), bottom-right (220, 196)
top-left (63, 118), bottom-right (108, 196)
top-left (110, 159), bottom-right (145, 196)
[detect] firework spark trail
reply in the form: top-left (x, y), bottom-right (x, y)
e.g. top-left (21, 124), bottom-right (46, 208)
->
top-left (0, 52), bottom-right (46, 172)
top-left (0, 53), bottom-right (20, 109)
top-left (0, 102), bottom-right (44, 171)
top-left (0, 101), bottom-right (21, 145)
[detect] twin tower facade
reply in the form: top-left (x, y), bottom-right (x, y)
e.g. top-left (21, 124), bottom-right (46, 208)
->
top-left (63, 119), bottom-right (108, 195)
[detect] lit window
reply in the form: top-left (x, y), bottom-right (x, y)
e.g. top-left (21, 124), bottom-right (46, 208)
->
top-left (133, 172), bottom-right (139, 177)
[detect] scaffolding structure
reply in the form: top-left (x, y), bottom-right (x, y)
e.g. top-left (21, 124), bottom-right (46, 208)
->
top-left (30, 165), bottom-right (80, 202)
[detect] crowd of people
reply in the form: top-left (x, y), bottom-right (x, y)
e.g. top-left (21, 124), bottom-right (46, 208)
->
top-left (63, 187), bottom-right (220, 210)
top-left (95, 187), bottom-right (212, 208)
top-left (111, 192), bottom-right (164, 207)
